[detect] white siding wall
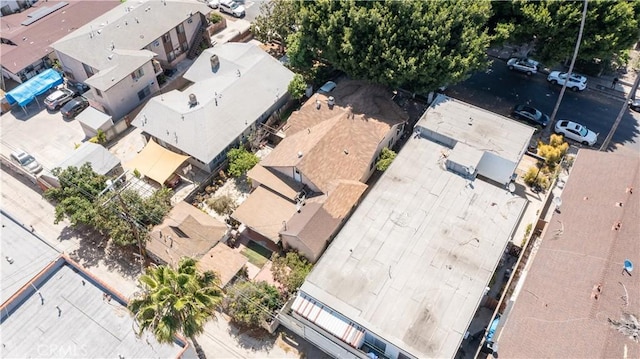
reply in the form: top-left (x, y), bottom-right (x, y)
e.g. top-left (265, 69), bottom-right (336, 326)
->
top-left (101, 60), bottom-right (159, 120)
top-left (55, 50), bottom-right (90, 82)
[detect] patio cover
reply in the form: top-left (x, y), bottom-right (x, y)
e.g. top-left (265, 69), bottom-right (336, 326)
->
top-left (5, 69), bottom-right (63, 107)
top-left (125, 139), bottom-right (188, 185)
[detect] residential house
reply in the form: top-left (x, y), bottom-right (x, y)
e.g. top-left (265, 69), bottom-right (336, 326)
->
top-left (132, 43), bottom-right (295, 172)
top-left (496, 150), bottom-right (639, 358)
top-left (277, 95), bottom-right (534, 359)
top-left (0, 210), bottom-right (190, 358)
top-left (55, 142), bottom-right (122, 177)
top-left (232, 81), bottom-right (408, 261)
top-left (52, 0), bottom-right (212, 120)
top-left (0, 0), bottom-right (120, 88)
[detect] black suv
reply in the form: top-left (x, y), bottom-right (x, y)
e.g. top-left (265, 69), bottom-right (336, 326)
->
top-left (61, 97), bottom-right (89, 119)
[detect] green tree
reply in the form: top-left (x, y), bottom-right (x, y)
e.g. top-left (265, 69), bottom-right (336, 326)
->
top-left (287, 74), bottom-right (307, 100)
top-left (376, 147), bottom-right (397, 171)
top-left (129, 258), bottom-right (223, 359)
top-left (271, 252), bottom-right (312, 297)
top-left (288, 0), bottom-right (493, 93)
top-left (491, 0), bottom-right (640, 65)
top-left (251, 0), bottom-right (297, 48)
top-left (224, 281), bottom-right (282, 327)
top-left (227, 146), bottom-right (259, 177)
top-left (44, 163), bottom-right (108, 226)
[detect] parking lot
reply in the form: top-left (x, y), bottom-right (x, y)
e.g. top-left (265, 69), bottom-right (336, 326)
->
top-left (1, 93), bottom-right (87, 173)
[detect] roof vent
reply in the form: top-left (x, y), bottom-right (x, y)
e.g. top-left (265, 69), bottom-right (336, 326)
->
top-left (107, 54), bottom-right (113, 60)
top-left (188, 93), bottom-right (198, 108)
top-left (210, 54), bottom-right (220, 72)
top-left (344, 149), bottom-right (349, 155)
top-left (297, 151), bottom-right (303, 158)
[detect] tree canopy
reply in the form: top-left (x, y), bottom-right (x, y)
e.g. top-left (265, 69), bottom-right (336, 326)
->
top-left (224, 280), bottom-right (282, 327)
top-left (287, 0), bottom-right (493, 93)
top-left (129, 258), bottom-right (223, 359)
top-left (271, 252), bottom-right (313, 297)
top-left (44, 165), bottom-right (172, 246)
top-left (251, 0), bottom-right (297, 45)
top-left (491, 0), bottom-right (640, 65)
top-left (227, 146), bottom-right (259, 177)
top-left (287, 74), bottom-right (307, 100)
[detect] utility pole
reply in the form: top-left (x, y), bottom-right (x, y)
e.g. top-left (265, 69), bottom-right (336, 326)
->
top-left (599, 72), bottom-right (640, 151)
top-left (549, 0), bottom-right (589, 125)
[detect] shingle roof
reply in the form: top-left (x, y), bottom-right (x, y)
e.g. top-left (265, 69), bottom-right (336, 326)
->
top-left (231, 186), bottom-right (297, 243)
top-left (52, 0), bottom-right (211, 85)
top-left (261, 81), bottom-right (407, 193)
top-left (197, 243), bottom-right (248, 287)
top-left (132, 43), bottom-right (294, 165)
top-left (498, 149), bottom-right (640, 358)
top-left (0, 0), bottom-right (120, 75)
top-left (147, 201), bottom-right (228, 267)
top-left (247, 164), bottom-right (303, 201)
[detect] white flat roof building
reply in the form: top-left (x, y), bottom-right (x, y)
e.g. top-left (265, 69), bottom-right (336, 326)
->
top-left (284, 95), bottom-right (532, 359)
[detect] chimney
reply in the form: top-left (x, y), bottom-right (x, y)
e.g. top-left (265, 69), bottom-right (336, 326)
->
top-left (210, 54), bottom-right (220, 72)
top-left (188, 93), bottom-right (198, 107)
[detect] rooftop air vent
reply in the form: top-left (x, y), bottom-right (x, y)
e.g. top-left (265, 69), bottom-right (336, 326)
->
top-left (210, 54), bottom-right (220, 72)
top-left (188, 93), bottom-right (198, 108)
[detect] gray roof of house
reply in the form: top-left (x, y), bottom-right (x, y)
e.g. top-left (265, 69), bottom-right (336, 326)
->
top-left (56, 142), bottom-right (121, 175)
top-left (84, 49), bottom-right (155, 91)
top-left (132, 43), bottom-right (295, 164)
top-left (418, 95), bottom-right (533, 164)
top-left (52, 0), bottom-right (211, 88)
top-left (1, 211), bottom-right (60, 304)
top-left (300, 125), bottom-right (528, 358)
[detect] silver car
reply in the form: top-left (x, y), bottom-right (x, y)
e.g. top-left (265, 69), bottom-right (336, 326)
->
top-left (507, 58), bottom-right (539, 75)
top-left (44, 88), bottom-right (75, 111)
top-left (10, 149), bottom-right (43, 174)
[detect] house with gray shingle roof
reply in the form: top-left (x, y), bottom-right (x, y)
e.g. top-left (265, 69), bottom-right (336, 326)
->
top-left (52, 0), bottom-right (212, 120)
top-left (131, 43), bottom-right (295, 173)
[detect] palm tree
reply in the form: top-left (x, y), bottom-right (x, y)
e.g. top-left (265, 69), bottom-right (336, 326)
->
top-left (129, 257), bottom-right (223, 359)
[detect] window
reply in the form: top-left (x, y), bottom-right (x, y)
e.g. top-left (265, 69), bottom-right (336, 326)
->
top-left (82, 63), bottom-right (95, 77)
top-left (176, 24), bottom-right (185, 34)
top-left (137, 86), bottom-right (151, 101)
top-left (131, 67), bottom-right (144, 81)
top-left (181, 41), bottom-right (189, 53)
top-left (163, 33), bottom-right (171, 43)
top-left (95, 88), bottom-right (102, 97)
top-left (168, 51), bottom-right (176, 62)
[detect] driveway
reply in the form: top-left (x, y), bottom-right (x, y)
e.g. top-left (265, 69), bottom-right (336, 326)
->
top-left (1, 97), bottom-right (87, 172)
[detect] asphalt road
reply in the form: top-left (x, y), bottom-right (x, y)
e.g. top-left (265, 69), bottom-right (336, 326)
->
top-left (445, 59), bottom-right (640, 155)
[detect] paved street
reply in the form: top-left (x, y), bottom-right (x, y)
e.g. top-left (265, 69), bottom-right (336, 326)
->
top-left (445, 58), bottom-right (640, 156)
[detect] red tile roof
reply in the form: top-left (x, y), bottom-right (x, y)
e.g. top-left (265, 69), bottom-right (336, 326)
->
top-left (498, 149), bottom-right (640, 358)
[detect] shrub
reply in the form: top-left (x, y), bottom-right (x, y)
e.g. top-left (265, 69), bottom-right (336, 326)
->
top-left (271, 251), bottom-right (312, 298)
top-left (227, 147), bottom-right (259, 177)
top-left (224, 281), bottom-right (282, 327)
top-left (207, 195), bottom-right (236, 215)
top-left (287, 74), bottom-right (307, 100)
top-left (376, 147), bottom-right (397, 171)
top-left (209, 12), bottom-right (223, 24)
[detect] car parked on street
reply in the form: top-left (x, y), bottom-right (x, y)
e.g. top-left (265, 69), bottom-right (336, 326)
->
top-left (507, 58), bottom-right (539, 75)
top-left (547, 71), bottom-right (587, 91)
top-left (554, 119), bottom-right (598, 146)
top-left (44, 88), bottom-right (75, 111)
top-left (10, 149), bottom-right (43, 174)
top-left (629, 98), bottom-right (640, 112)
top-left (511, 104), bottom-right (549, 127)
top-left (219, 0), bottom-right (244, 17)
top-left (206, 0), bottom-right (219, 8)
top-left (61, 97), bottom-right (89, 119)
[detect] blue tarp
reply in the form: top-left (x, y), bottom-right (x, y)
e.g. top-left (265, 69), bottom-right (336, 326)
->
top-left (5, 69), bottom-right (64, 107)
top-left (486, 315), bottom-right (501, 342)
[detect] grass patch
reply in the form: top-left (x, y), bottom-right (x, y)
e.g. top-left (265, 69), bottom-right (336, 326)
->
top-left (241, 241), bottom-right (272, 268)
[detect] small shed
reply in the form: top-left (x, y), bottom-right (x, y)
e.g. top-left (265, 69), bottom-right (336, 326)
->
top-left (57, 142), bottom-right (122, 176)
top-left (76, 106), bottom-right (114, 139)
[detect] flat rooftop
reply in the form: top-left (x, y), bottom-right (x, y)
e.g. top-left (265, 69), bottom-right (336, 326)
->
top-left (0, 211), bottom-right (187, 358)
top-left (301, 128), bottom-right (528, 358)
top-left (1, 210), bottom-right (60, 303)
top-left (498, 150), bottom-right (640, 358)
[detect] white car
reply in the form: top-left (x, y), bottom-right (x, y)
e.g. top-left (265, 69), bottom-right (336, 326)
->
top-left (219, 0), bottom-right (244, 17)
top-left (10, 149), bottom-right (43, 174)
top-left (554, 120), bottom-right (598, 146)
top-left (206, 0), bottom-right (219, 8)
top-left (507, 58), bottom-right (539, 75)
top-left (547, 71), bottom-right (587, 92)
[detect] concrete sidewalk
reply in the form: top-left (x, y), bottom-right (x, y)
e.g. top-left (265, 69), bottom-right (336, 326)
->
top-left (487, 46), bottom-right (638, 101)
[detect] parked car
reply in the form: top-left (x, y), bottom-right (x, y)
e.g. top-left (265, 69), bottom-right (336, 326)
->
top-left (219, 0), bottom-right (244, 17)
top-left (207, 0), bottom-right (219, 8)
top-left (44, 88), bottom-right (75, 111)
top-left (164, 173), bottom-right (182, 189)
top-left (66, 79), bottom-right (90, 96)
top-left (318, 81), bottom-right (337, 94)
top-left (511, 104), bottom-right (549, 127)
top-left (506, 58), bottom-right (539, 75)
top-left (629, 98), bottom-right (640, 112)
top-left (554, 119), bottom-right (598, 146)
top-left (547, 71), bottom-right (587, 91)
top-left (61, 97), bottom-right (89, 119)
top-left (10, 149), bottom-right (43, 174)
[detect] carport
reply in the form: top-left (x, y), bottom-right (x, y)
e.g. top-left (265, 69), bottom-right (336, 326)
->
top-left (4, 69), bottom-right (63, 113)
top-left (125, 139), bottom-right (188, 186)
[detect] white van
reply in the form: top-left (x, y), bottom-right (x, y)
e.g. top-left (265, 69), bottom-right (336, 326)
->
top-left (219, 0), bottom-right (245, 17)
